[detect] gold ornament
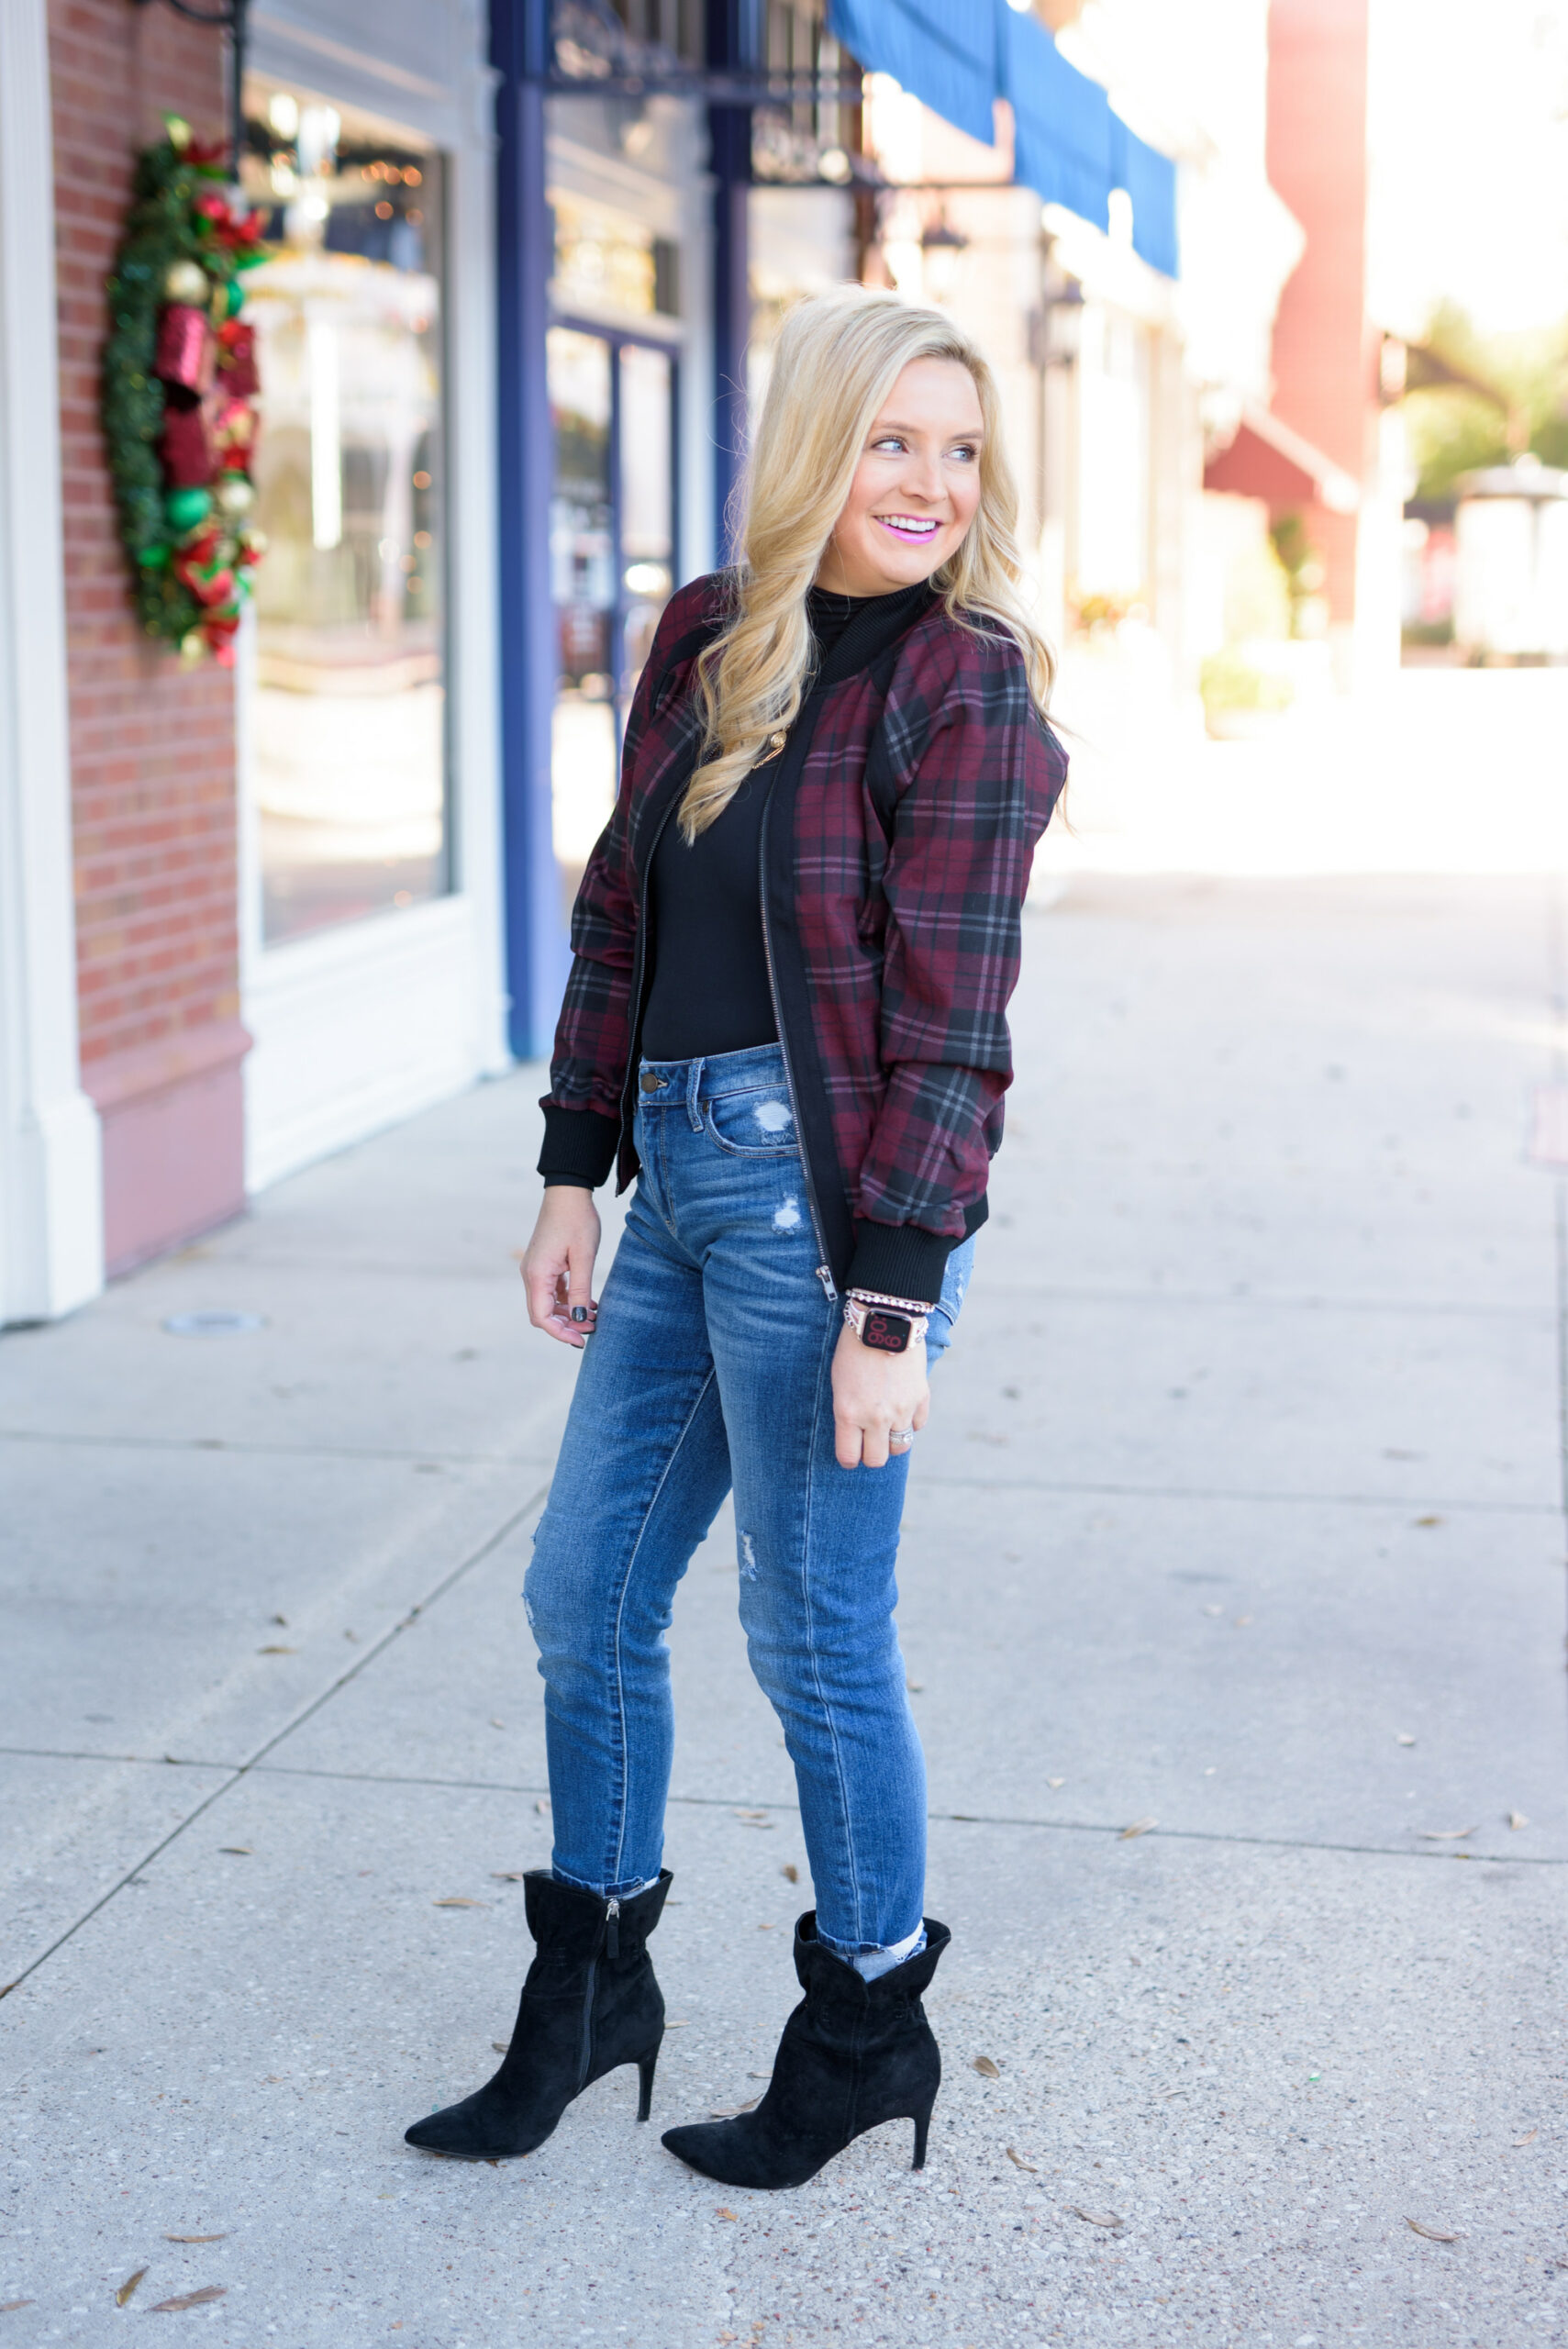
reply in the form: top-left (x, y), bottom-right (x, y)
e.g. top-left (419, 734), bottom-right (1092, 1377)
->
top-left (215, 473), bottom-right (255, 519)
top-left (162, 258), bottom-right (210, 306)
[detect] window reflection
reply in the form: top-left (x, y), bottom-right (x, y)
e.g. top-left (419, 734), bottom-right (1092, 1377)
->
top-left (548, 327), bottom-right (676, 904)
top-left (241, 84), bottom-right (448, 945)
top-left (549, 328), bottom-right (617, 885)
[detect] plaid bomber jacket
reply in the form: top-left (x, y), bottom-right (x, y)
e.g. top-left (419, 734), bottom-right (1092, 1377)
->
top-left (539, 569), bottom-right (1069, 1304)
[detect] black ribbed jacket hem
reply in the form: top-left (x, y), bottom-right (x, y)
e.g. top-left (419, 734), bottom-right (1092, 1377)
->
top-left (845, 1217), bottom-right (960, 1308)
top-left (539, 1103), bottom-right (619, 1189)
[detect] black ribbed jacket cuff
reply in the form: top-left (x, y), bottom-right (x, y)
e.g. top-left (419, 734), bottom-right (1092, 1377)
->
top-left (844, 1218), bottom-right (956, 1308)
top-left (538, 1103), bottom-right (619, 1189)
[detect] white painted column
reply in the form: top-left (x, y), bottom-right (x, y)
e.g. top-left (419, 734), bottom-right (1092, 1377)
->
top-left (0, 0), bottom-right (104, 1321)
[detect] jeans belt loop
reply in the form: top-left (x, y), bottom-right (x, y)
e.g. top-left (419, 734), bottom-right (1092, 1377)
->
top-left (686, 1056), bottom-right (706, 1132)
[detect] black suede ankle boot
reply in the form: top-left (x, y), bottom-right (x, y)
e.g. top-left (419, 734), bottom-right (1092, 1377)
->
top-left (405, 1869), bottom-right (671, 2159)
top-left (661, 1911), bottom-right (950, 2190)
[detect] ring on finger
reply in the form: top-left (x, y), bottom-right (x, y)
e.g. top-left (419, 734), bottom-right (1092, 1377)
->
top-left (890, 1427), bottom-right (915, 1446)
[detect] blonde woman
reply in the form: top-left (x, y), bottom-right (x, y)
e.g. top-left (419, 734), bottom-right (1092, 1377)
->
top-left (406, 288), bottom-right (1067, 2188)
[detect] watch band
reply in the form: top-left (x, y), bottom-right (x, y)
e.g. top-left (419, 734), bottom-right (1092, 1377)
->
top-left (847, 1286), bottom-right (936, 1314)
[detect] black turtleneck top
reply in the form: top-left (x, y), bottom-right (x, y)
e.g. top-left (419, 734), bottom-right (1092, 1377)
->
top-left (541, 578), bottom-right (932, 1185)
top-left (639, 584), bottom-right (913, 1063)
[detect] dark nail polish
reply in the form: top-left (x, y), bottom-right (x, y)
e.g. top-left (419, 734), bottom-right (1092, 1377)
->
top-left (570, 1306), bottom-right (588, 1324)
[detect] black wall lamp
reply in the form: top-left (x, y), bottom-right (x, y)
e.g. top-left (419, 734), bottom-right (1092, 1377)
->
top-left (133, 0), bottom-right (251, 178)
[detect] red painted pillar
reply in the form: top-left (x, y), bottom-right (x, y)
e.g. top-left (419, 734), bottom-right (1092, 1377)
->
top-left (1263, 0), bottom-right (1374, 629)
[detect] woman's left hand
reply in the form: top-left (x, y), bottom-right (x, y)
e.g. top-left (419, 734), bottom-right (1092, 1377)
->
top-left (831, 1323), bottom-right (930, 1469)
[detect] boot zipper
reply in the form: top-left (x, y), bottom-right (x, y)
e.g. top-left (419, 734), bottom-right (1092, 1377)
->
top-left (578, 1952), bottom-right (597, 2090)
top-left (580, 1896), bottom-right (618, 2089)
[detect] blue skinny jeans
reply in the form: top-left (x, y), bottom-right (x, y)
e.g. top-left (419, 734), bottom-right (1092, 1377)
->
top-left (524, 1043), bottom-right (972, 1965)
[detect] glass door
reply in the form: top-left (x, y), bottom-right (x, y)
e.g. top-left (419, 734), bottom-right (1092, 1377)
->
top-left (548, 326), bottom-right (676, 901)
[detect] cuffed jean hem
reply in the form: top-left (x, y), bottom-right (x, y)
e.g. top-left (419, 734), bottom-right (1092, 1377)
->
top-left (550, 1865), bottom-right (662, 1899)
top-left (818, 1922), bottom-right (929, 1981)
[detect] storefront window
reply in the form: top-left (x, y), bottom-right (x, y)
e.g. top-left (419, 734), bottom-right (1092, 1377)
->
top-left (240, 82), bottom-right (448, 946)
top-left (548, 326), bottom-right (675, 898)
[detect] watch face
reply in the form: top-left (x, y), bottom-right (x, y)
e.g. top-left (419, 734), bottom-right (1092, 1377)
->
top-left (861, 1308), bottom-right (912, 1354)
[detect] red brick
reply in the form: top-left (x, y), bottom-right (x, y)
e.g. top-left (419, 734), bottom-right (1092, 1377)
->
top-left (50, 0), bottom-right (239, 1085)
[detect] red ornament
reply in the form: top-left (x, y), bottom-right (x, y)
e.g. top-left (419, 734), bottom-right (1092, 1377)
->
top-left (217, 319), bottom-right (259, 399)
top-left (158, 401), bottom-right (214, 487)
top-left (154, 304), bottom-right (216, 396)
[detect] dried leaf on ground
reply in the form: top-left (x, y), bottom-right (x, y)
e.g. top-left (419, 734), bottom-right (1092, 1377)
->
top-left (1, 2302), bottom-right (36, 2312)
top-left (150, 2285), bottom-right (228, 2310)
top-left (270, 1614), bottom-right (287, 1626)
top-left (1006, 2147), bottom-right (1038, 2172)
top-left (257, 1645), bottom-right (297, 1655)
top-left (665, 2020), bottom-right (689, 2029)
top-left (161, 2236), bottom-right (225, 2245)
top-left (534, 1798), bottom-right (550, 1815)
top-left (434, 1897), bottom-right (485, 1908)
top-left (1418, 1827), bottom-right (1475, 1841)
top-left (1413, 1515), bottom-right (1443, 1528)
top-left (906, 1680), bottom-right (925, 1693)
top-left (709, 2097), bottom-right (761, 2118)
top-left (492, 2041), bottom-right (510, 2054)
top-left (1232, 1615), bottom-right (1253, 1628)
top-left (781, 1863), bottom-right (799, 1883)
top-left (116, 2269), bottom-right (148, 2306)
top-left (1118, 1818), bottom-right (1157, 1840)
top-left (1513, 2129), bottom-right (1539, 2147)
top-left (716, 2209), bottom-right (739, 2221)
top-left (1047, 1777), bottom-right (1065, 1789)
top-left (1406, 2217), bottom-right (1462, 2242)
top-left (1508, 1812), bottom-right (1529, 1831)
top-left (1396, 1732), bottom-right (1417, 1745)
top-left (218, 1846), bottom-right (251, 1856)
top-left (491, 1871), bottom-right (528, 1881)
top-left (1068, 2206), bottom-right (1122, 2228)
top-left (973, 2055), bottom-right (1001, 2078)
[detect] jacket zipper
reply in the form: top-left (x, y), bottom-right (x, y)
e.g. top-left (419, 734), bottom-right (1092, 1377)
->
top-left (617, 795), bottom-right (685, 1158)
top-left (579, 1896), bottom-right (621, 2090)
top-left (757, 745), bottom-right (835, 1290)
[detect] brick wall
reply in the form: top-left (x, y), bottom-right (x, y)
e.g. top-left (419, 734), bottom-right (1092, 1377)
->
top-left (50, 0), bottom-right (247, 1273)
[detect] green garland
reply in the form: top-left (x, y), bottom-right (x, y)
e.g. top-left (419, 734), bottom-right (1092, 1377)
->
top-left (102, 117), bottom-right (267, 662)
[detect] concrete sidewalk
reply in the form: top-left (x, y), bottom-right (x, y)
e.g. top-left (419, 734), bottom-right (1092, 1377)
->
top-left (3, 868), bottom-right (1566, 2347)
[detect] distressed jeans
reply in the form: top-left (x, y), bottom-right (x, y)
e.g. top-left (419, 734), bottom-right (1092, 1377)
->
top-left (524, 1042), bottom-right (973, 1965)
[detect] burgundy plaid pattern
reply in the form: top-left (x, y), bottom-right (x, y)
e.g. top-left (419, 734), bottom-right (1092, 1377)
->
top-left (546, 573), bottom-right (1067, 1276)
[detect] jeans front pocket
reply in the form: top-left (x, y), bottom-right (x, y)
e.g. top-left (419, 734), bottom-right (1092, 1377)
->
top-left (704, 1082), bottom-right (801, 1158)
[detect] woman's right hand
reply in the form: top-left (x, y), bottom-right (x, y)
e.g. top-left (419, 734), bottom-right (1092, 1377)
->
top-left (521, 1186), bottom-right (602, 1347)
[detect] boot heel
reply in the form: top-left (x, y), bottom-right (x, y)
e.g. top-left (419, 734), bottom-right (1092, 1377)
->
top-left (911, 2100), bottom-right (934, 2171)
top-left (636, 2046), bottom-right (660, 2123)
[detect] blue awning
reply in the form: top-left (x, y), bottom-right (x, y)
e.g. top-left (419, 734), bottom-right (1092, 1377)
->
top-left (827, 0), bottom-right (1179, 279)
top-left (998, 0), bottom-right (1113, 233)
top-left (1108, 113), bottom-right (1180, 279)
top-left (826, 0), bottom-right (997, 150)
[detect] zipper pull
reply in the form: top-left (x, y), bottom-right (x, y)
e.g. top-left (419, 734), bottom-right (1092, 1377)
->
top-left (815, 1264), bottom-right (838, 1302)
top-left (606, 1896), bottom-right (620, 1959)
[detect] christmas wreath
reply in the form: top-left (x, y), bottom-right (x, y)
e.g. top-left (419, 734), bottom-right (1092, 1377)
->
top-left (102, 117), bottom-right (269, 666)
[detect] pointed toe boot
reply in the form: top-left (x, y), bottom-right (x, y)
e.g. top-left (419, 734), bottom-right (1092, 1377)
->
top-left (405, 1868), bottom-right (671, 2160)
top-left (661, 1912), bottom-right (950, 2190)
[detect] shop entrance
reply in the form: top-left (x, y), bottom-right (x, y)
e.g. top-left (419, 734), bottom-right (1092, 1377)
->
top-left (547, 324), bottom-right (677, 903)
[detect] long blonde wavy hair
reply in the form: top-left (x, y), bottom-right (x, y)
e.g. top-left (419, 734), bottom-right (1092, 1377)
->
top-left (680, 286), bottom-right (1053, 841)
